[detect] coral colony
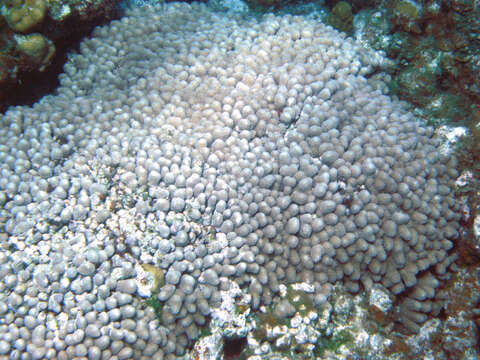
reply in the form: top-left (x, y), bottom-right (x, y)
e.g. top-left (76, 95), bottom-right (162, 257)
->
top-left (0, 3), bottom-right (460, 359)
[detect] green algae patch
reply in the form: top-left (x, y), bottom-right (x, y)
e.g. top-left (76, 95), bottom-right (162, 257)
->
top-left (199, 322), bottom-right (213, 338)
top-left (145, 296), bottom-right (164, 320)
top-left (315, 328), bottom-right (354, 357)
top-left (392, 0), bottom-right (421, 33)
top-left (328, 1), bottom-right (353, 34)
top-left (285, 284), bottom-right (316, 317)
top-left (395, 0), bottom-right (419, 19)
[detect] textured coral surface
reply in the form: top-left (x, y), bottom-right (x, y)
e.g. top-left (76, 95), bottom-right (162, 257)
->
top-left (0, 2), bottom-right (463, 359)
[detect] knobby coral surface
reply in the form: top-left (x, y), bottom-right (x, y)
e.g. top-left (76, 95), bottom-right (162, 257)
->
top-left (0, 2), bottom-right (462, 359)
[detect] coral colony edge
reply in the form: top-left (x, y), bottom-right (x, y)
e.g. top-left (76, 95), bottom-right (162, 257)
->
top-left (0, 2), bottom-right (463, 359)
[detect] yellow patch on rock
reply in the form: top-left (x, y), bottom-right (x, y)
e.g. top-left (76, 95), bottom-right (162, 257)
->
top-left (2, 0), bottom-right (47, 33)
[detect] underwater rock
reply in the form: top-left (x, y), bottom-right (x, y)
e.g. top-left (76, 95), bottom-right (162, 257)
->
top-left (0, 2), bottom-right (467, 359)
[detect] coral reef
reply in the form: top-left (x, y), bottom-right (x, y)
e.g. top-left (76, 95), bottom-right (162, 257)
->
top-left (0, 0), bottom-right (121, 112)
top-left (2, 0), bottom-right (47, 33)
top-left (0, 1), bottom-right (469, 359)
top-left (346, 0), bottom-right (480, 269)
top-left (14, 33), bottom-right (55, 70)
top-left (350, 0), bottom-right (480, 127)
top-left (187, 267), bottom-right (480, 359)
